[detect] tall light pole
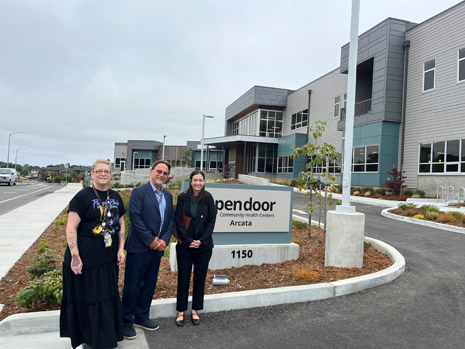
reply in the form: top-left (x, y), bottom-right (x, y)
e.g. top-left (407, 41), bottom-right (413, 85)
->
top-left (201, 115), bottom-right (214, 171)
top-left (15, 148), bottom-right (27, 171)
top-left (337, 0), bottom-right (360, 213)
top-left (7, 132), bottom-right (26, 168)
top-left (162, 135), bottom-right (167, 161)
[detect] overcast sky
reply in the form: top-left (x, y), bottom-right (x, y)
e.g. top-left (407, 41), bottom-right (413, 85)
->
top-left (1, 0), bottom-right (462, 167)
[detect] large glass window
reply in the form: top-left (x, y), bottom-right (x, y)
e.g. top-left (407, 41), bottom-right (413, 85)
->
top-left (259, 110), bottom-right (283, 137)
top-left (134, 158), bottom-right (151, 169)
top-left (278, 156), bottom-right (294, 173)
top-left (423, 59), bottom-right (435, 91)
top-left (291, 109), bottom-right (308, 130)
top-left (232, 111), bottom-right (258, 136)
top-left (459, 48), bottom-right (465, 82)
top-left (352, 145), bottom-right (378, 172)
top-left (313, 154), bottom-right (342, 174)
top-left (419, 139), bottom-right (465, 174)
top-left (246, 144), bottom-right (277, 173)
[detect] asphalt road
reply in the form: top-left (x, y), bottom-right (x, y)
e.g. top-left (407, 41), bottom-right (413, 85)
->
top-left (144, 192), bottom-right (465, 349)
top-left (0, 180), bottom-right (63, 216)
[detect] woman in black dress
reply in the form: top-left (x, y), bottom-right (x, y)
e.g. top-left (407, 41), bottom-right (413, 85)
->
top-left (174, 170), bottom-right (216, 326)
top-left (60, 159), bottom-right (126, 348)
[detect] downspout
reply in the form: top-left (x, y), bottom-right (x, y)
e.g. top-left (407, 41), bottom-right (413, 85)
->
top-left (399, 40), bottom-right (410, 193)
top-left (307, 90), bottom-right (312, 145)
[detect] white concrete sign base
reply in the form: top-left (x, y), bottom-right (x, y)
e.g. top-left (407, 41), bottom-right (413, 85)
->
top-left (325, 210), bottom-right (365, 268)
top-left (169, 242), bottom-right (300, 271)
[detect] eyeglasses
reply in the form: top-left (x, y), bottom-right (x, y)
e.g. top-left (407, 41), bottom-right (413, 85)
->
top-left (155, 169), bottom-right (169, 176)
top-left (93, 170), bottom-right (111, 174)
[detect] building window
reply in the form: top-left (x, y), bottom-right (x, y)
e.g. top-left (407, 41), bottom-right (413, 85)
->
top-left (313, 154), bottom-right (342, 174)
top-left (278, 156), bottom-right (293, 173)
top-left (232, 110), bottom-right (259, 136)
top-left (352, 145), bottom-right (378, 172)
top-left (343, 93), bottom-right (347, 109)
top-left (291, 109), bottom-right (308, 130)
top-left (419, 139), bottom-right (465, 174)
top-left (334, 96), bottom-right (340, 118)
top-left (232, 121), bottom-right (239, 135)
top-left (423, 59), bottom-right (435, 91)
top-left (259, 110), bottom-right (283, 137)
top-left (246, 144), bottom-right (277, 173)
top-left (134, 158), bottom-right (151, 169)
top-left (459, 48), bottom-right (465, 82)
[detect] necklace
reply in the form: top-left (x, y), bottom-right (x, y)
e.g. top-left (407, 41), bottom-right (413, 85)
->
top-left (91, 186), bottom-right (113, 247)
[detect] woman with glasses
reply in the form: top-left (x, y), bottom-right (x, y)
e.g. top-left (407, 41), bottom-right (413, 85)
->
top-left (60, 159), bottom-right (126, 348)
top-left (174, 170), bottom-right (217, 327)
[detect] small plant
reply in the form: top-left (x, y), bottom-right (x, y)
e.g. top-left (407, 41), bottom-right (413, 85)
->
top-left (384, 168), bottom-right (407, 195)
top-left (413, 214), bottom-right (424, 219)
top-left (27, 249), bottom-right (59, 279)
top-left (14, 269), bottom-right (63, 309)
top-left (364, 191), bottom-right (372, 197)
top-left (414, 189), bottom-right (426, 198)
top-left (425, 211), bottom-right (439, 220)
top-left (37, 241), bottom-right (49, 254)
top-left (361, 187), bottom-right (374, 193)
top-left (403, 189), bottom-right (414, 196)
top-left (437, 213), bottom-right (457, 223)
top-left (385, 191), bottom-right (393, 197)
top-left (375, 188), bottom-right (386, 195)
top-left (292, 220), bottom-right (308, 229)
top-left (364, 241), bottom-right (372, 248)
top-left (423, 205), bottom-right (440, 213)
top-left (449, 211), bottom-right (463, 219)
top-left (410, 194), bottom-right (421, 198)
top-left (291, 267), bottom-right (320, 282)
top-left (398, 202), bottom-right (417, 210)
top-left (404, 208), bottom-right (416, 216)
top-left (353, 191), bottom-right (360, 196)
top-left (291, 238), bottom-right (303, 246)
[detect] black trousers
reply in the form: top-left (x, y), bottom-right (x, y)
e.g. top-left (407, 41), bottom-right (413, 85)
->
top-left (176, 248), bottom-right (212, 312)
top-left (122, 251), bottom-right (161, 326)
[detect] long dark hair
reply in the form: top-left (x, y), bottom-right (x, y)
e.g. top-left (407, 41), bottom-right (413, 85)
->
top-left (187, 170), bottom-right (206, 202)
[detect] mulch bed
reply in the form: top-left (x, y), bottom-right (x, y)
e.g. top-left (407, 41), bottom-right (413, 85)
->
top-left (0, 212), bottom-right (392, 322)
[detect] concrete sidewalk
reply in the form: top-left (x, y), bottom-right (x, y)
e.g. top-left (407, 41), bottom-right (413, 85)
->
top-left (0, 183), bottom-right (82, 282)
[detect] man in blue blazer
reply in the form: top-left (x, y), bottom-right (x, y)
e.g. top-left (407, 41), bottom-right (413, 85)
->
top-left (122, 160), bottom-right (174, 340)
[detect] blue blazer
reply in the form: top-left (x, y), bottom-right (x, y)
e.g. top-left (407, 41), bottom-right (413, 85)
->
top-left (125, 181), bottom-right (174, 256)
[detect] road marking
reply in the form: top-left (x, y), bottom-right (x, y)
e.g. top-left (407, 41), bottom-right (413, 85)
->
top-left (0, 186), bottom-right (54, 204)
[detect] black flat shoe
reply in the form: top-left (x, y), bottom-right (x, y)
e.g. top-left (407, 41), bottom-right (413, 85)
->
top-left (191, 310), bottom-right (200, 325)
top-left (175, 313), bottom-right (184, 327)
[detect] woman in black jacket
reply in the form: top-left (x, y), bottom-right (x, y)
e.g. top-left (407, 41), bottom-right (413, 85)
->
top-left (174, 170), bottom-right (217, 326)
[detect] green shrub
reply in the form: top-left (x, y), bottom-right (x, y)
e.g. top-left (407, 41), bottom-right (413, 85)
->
top-left (364, 241), bottom-right (372, 248)
top-left (289, 179), bottom-right (299, 187)
top-left (361, 187), bottom-right (374, 193)
top-left (414, 189), bottom-right (426, 198)
top-left (292, 220), bottom-right (308, 229)
top-left (375, 188), bottom-right (386, 195)
top-left (403, 189), bottom-right (414, 196)
top-left (423, 205), bottom-right (440, 213)
top-left (398, 202), bottom-right (417, 210)
top-left (27, 249), bottom-right (59, 279)
top-left (14, 269), bottom-right (63, 309)
top-left (37, 241), bottom-right (49, 254)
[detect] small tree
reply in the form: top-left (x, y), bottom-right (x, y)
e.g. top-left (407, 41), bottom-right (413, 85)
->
top-left (384, 167), bottom-right (407, 195)
top-left (293, 120), bottom-right (340, 242)
top-left (183, 148), bottom-right (194, 167)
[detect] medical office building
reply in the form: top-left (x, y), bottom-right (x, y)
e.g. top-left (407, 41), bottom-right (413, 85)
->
top-left (205, 2), bottom-right (465, 194)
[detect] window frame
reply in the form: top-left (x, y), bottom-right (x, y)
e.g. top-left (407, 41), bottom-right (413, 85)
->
top-left (458, 48), bottom-right (465, 83)
top-left (423, 59), bottom-right (436, 92)
top-left (333, 96), bottom-right (340, 118)
top-left (290, 109), bottom-right (308, 130)
top-left (418, 139), bottom-right (465, 175)
top-left (351, 145), bottom-right (379, 173)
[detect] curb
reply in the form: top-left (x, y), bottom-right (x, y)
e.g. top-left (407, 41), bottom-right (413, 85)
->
top-left (381, 208), bottom-right (465, 235)
top-left (0, 236), bottom-right (405, 336)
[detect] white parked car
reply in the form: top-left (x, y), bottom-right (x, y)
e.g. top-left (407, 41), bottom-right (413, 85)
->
top-left (0, 168), bottom-right (18, 186)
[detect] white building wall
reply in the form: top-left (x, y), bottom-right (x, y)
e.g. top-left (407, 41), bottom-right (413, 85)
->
top-left (284, 68), bottom-right (347, 153)
top-left (403, 2), bottom-right (465, 191)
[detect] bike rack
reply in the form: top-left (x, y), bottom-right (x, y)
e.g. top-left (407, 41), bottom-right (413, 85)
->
top-left (447, 185), bottom-right (455, 202)
top-left (458, 186), bottom-right (465, 203)
top-left (436, 185), bottom-right (445, 202)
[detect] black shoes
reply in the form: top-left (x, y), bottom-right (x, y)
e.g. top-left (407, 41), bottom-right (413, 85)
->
top-left (175, 313), bottom-right (184, 327)
top-left (191, 310), bottom-right (200, 325)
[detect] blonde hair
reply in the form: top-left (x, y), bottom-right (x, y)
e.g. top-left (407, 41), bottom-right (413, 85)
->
top-left (92, 159), bottom-right (111, 171)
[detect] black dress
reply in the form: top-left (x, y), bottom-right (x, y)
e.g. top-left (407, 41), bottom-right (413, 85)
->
top-left (60, 187), bottom-right (125, 349)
